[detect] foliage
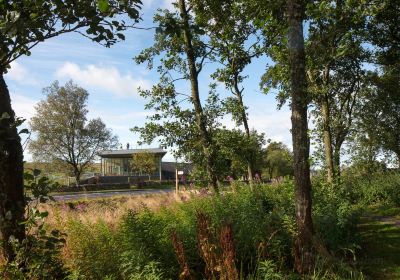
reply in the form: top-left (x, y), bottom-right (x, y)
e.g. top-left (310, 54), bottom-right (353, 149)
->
top-left (190, 128), bottom-right (266, 181)
top-left (131, 151), bottom-right (159, 180)
top-left (0, 0), bottom-right (141, 261)
top-left (29, 80), bottom-right (118, 183)
top-left (264, 141), bottom-right (293, 179)
top-left (66, 219), bottom-right (122, 280)
top-left (356, 70), bottom-right (400, 167)
top-left (0, 170), bottom-right (68, 279)
top-left (0, 0), bottom-right (142, 72)
top-left (111, 182), bottom-right (359, 278)
top-left (342, 171), bottom-right (400, 207)
top-left (132, 0), bottom-right (224, 189)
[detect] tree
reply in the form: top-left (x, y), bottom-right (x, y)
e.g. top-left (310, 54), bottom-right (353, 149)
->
top-left (29, 81), bottom-right (118, 183)
top-left (134, 0), bottom-right (220, 191)
top-left (264, 141), bottom-right (293, 179)
top-left (287, 0), bottom-right (314, 272)
top-left (191, 0), bottom-right (264, 183)
top-left (305, 0), bottom-right (368, 182)
top-left (211, 128), bottom-right (265, 180)
top-left (0, 0), bottom-right (141, 260)
top-left (364, 0), bottom-right (400, 168)
top-left (131, 151), bottom-right (158, 180)
top-left (357, 72), bottom-right (400, 168)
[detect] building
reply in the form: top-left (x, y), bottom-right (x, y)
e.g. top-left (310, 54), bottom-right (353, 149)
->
top-left (99, 148), bottom-right (166, 180)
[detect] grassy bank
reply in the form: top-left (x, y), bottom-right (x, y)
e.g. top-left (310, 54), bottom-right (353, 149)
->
top-left (358, 206), bottom-right (400, 279)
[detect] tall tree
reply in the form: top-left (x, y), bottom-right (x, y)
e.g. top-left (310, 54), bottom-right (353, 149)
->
top-left (364, 0), bottom-right (400, 167)
top-left (260, 0), bottom-right (369, 183)
top-left (178, 0), bottom-right (218, 191)
top-left (29, 81), bottom-right (118, 183)
top-left (192, 0), bottom-right (264, 183)
top-left (287, 0), bottom-right (314, 272)
top-left (306, 0), bottom-right (368, 182)
top-left (134, 1), bottom-right (219, 191)
top-left (0, 0), bottom-right (141, 260)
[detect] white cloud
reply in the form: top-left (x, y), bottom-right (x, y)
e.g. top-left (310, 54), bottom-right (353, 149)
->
top-left (55, 62), bottom-right (151, 98)
top-left (11, 93), bottom-right (38, 121)
top-left (6, 62), bottom-right (38, 85)
top-left (221, 109), bottom-right (293, 147)
top-left (249, 110), bottom-right (292, 143)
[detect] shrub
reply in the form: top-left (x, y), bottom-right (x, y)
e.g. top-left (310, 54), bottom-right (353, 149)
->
top-left (342, 171), bottom-right (400, 207)
top-left (1, 172), bottom-right (68, 279)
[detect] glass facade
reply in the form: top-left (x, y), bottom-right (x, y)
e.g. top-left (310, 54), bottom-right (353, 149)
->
top-left (101, 156), bottom-right (162, 178)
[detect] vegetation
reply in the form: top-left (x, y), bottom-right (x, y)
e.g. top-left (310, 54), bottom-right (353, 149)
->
top-left (29, 81), bottom-right (118, 184)
top-left (131, 151), bottom-right (159, 180)
top-left (0, 0), bottom-right (399, 278)
top-left (0, 0), bottom-right (142, 261)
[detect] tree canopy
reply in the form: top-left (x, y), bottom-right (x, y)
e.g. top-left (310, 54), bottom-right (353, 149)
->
top-left (29, 81), bottom-right (118, 183)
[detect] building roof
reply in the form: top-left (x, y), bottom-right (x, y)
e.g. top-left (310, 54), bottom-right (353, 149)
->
top-left (99, 148), bottom-right (167, 158)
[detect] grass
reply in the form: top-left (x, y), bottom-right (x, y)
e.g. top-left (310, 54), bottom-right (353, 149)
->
top-left (47, 183), bottom-right (175, 196)
top-left (358, 205), bottom-right (400, 280)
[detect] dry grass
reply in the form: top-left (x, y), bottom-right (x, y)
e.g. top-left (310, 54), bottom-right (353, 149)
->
top-left (38, 191), bottom-right (194, 265)
top-left (42, 191), bottom-right (192, 230)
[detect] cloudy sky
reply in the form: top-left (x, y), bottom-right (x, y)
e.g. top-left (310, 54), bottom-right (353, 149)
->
top-left (5, 0), bottom-right (292, 162)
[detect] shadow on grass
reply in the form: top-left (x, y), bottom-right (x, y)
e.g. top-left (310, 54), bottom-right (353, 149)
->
top-left (358, 211), bottom-right (400, 280)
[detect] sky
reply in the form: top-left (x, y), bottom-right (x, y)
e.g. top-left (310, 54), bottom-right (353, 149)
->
top-left (4, 0), bottom-right (292, 162)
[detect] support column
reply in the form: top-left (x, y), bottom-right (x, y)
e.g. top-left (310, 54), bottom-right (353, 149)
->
top-left (159, 158), bottom-right (162, 181)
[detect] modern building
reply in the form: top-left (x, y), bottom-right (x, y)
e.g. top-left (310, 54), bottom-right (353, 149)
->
top-left (99, 148), bottom-right (166, 180)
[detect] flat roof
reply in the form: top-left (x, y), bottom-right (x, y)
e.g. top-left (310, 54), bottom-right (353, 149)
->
top-left (99, 148), bottom-right (167, 158)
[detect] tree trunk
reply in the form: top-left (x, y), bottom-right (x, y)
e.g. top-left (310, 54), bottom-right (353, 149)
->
top-left (178, 0), bottom-right (218, 192)
top-left (333, 146), bottom-right (341, 178)
top-left (0, 73), bottom-right (26, 261)
top-left (333, 135), bottom-right (346, 180)
top-left (321, 95), bottom-right (335, 183)
top-left (286, 0), bottom-right (314, 273)
top-left (232, 74), bottom-right (254, 185)
top-left (73, 167), bottom-right (81, 186)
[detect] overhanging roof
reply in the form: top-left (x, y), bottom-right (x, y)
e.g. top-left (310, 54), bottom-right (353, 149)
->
top-left (99, 148), bottom-right (167, 158)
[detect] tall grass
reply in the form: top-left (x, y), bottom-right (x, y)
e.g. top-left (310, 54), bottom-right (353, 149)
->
top-left (42, 180), bottom-right (367, 279)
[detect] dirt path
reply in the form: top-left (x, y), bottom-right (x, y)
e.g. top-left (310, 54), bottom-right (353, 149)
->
top-left (358, 208), bottom-right (400, 279)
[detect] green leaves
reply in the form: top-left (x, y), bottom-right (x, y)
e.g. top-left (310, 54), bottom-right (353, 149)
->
top-left (0, 0), bottom-right (142, 71)
top-left (29, 80), bottom-right (118, 182)
top-left (98, 0), bottom-right (110, 13)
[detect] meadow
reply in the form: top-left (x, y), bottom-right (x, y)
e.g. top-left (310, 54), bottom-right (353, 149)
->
top-left (3, 171), bottom-right (397, 280)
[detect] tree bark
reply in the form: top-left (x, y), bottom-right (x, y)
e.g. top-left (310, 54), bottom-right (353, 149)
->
top-left (178, 0), bottom-right (218, 192)
top-left (73, 167), bottom-right (81, 186)
top-left (286, 0), bottom-right (314, 273)
top-left (321, 94), bottom-right (335, 183)
top-left (0, 73), bottom-right (26, 261)
top-left (232, 74), bottom-right (254, 185)
top-left (333, 134), bottom-right (347, 180)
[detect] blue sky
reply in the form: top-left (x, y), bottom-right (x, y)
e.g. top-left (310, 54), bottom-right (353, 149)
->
top-left (5, 0), bottom-right (292, 162)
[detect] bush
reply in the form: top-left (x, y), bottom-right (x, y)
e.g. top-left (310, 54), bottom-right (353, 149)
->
top-left (342, 171), bottom-right (400, 207)
top-left (1, 172), bottom-right (68, 280)
top-left (312, 179), bottom-right (362, 252)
